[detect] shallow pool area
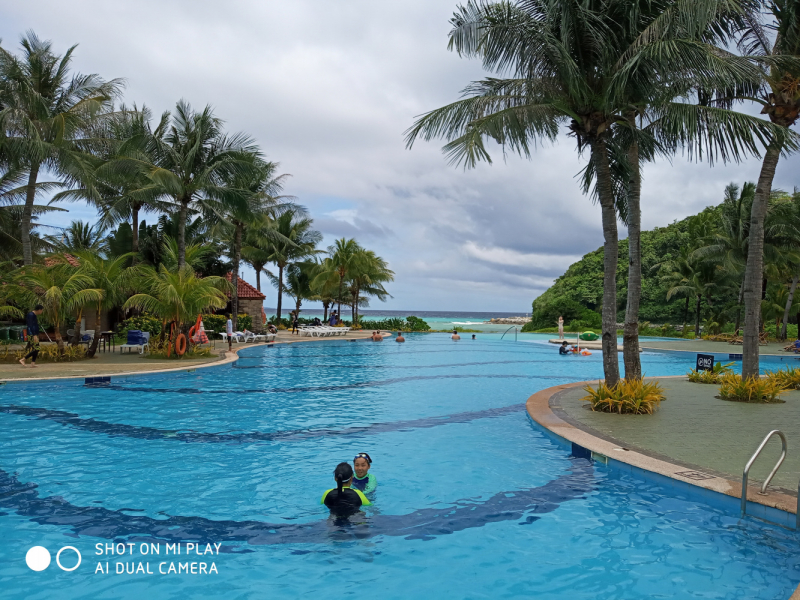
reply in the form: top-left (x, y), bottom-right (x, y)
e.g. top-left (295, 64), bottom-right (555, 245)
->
top-left (1, 334), bottom-right (799, 599)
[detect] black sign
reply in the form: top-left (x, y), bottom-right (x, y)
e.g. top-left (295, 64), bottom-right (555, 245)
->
top-left (696, 353), bottom-right (715, 371)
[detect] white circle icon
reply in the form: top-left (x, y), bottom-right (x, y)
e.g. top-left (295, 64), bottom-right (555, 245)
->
top-left (26, 546), bottom-right (51, 571)
top-left (56, 546), bottom-right (81, 571)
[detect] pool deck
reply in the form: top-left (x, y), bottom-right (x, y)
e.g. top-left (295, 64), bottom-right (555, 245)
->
top-left (639, 338), bottom-right (798, 357)
top-left (0, 329), bottom-right (381, 382)
top-left (528, 377), bottom-right (799, 516)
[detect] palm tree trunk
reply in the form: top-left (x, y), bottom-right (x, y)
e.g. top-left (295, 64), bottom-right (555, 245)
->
top-left (694, 294), bottom-right (702, 338)
top-left (734, 278), bottom-right (744, 334)
top-left (355, 287), bottom-right (360, 324)
top-left (231, 223), bottom-right (242, 331)
top-left (682, 296), bottom-right (689, 331)
top-left (54, 325), bottom-right (64, 354)
top-left (742, 141), bottom-right (782, 378)
top-left (337, 273), bottom-right (344, 318)
top-left (781, 276), bottom-right (798, 341)
top-left (87, 306), bottom-right (102, 358)
top-left (276, 264), bottom-right (284, 320)
top-left (254, 263), bottom-right (263, 292)
top-left (323, 301), bottom-right (329, 322)
top-left (21, 163), bottom-right (41, 266)
top-left (623, 126), bottom-right (642, 381)
top-left (591, 137), bottom-right (620, 386)
top-left (72, 309), bottom-right (83, 346)
top-left (177, 199), bottom-right (189, 270)
top-left (132, 204), bottom-right (140, 253)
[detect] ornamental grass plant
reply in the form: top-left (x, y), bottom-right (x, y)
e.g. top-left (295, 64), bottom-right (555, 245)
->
top-left (687, 361), bottom-right (735, 384)
top-left (0, 344), bottom-right (88, 363)
top-left (582, 378), bottom-right (666, 415)
top-left (764, 367), bottom-right (800, 390)
top-left (717, 373), bottom-right (788, 403)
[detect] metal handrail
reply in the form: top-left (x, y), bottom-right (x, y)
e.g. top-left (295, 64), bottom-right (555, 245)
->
top-left (741, 429), bottom-right (787, 516)
top-left (500, 326), bottom-right (518, 341)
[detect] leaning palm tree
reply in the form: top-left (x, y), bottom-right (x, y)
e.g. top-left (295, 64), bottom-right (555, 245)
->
top-left (0, 31), bottom-right (123, 265)
top-left (406, 0), bottom-right (781, 385)
top-left (124, 264), bottom-right (229, 332)
top-left (263, 209), bottom-right (322, 320)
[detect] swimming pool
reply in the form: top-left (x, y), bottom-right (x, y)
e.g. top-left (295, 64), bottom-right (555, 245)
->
top-left (1, 334), bottom-right (798, 599)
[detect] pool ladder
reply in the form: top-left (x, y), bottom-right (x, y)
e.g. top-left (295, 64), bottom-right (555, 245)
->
top-left (740, 430), bottom-right (789, 519)
top-left (500, 326), bottom-right (518, 341)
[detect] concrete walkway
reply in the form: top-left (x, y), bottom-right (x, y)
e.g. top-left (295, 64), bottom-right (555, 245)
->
top-left (554, 377), bottom-right (800, 494)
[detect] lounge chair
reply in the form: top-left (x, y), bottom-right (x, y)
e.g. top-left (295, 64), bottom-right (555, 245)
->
top-left (120, 331), bottom-right (150, 354)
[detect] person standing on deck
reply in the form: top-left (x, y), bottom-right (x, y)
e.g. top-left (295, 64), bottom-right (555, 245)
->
top-left (226, 314), bottom-right (233, 351)
top-left (557, 316), bottom-right (564, 340)
top-left (19, 304), bottom-right (43, 368)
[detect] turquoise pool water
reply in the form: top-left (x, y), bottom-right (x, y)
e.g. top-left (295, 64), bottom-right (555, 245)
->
top-left (1, 334), bottom-right (798, 598)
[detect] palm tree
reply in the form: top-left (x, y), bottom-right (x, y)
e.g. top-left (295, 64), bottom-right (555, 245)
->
top-left (274, 261), bottom-right (316, 319)
top-left (405, 0), bottom-right (778, 385)
top-left (313, 238), bottom-right (360, 320)
top-left (124, 264), bottom-right (229, 332)
top-left (45, 220), bottom-right (108, 253)
top-left (203, 159), bottom-right (295, 329)
top-left (13, 262), bottom-right (103, 351)
top-left (73, 251), bottom-right (139, 357)
top-left (241, 228), bottom-right (272, 292)
top-left (0, 31), bottom-right (122, 265)
top-left (263, 210), bottom-right (322, 320)
top-left (346, 248), bottom-right (394, 324)
top-left (736, 3), bottom-right (800, 377)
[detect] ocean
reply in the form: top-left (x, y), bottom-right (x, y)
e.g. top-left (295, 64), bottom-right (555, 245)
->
top-left (262, 309), bottom-right (530, 332)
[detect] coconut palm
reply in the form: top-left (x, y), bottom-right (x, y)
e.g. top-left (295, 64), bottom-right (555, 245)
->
top-left (203, 159), bottom-right (296, 329)
top-left (0, 31), bottom-right (123, 265)
top-left (735, 2), bottom-right (800, 376)
top-left (13, 261), bottom-right (103, 351)
top-left (263, 210), bottom-right (322, 320)
top-left (346, 248), bottom-right (394, 324)
top-left (123, 264), bottom-right (229, 331)
top-left (405, 0), bottom-right (781, 385)
top-left (313, 238), bottom-right (361, 320)
top-left (73, 251), bottom-right (139, 357)
top-left (241, 228), bottom-right (272, 292)
top-left (271, 260), bottom-right (317, 320)
top-left (45, 220), bottom-right (108, 253)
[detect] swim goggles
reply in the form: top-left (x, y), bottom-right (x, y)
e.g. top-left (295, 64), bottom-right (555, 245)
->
top-left (354, 452), bottom-right (372, 464)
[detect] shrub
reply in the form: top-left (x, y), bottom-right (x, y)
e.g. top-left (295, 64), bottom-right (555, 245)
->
top-left (582, 378), bottom-right (666, 414)
top-left (119, 314), bottom-right (162, 339)
top-left (0, 343), bottom-right (88, 363)
top-left (144, 339), bottom-right (214, 359)
top-left (358, 316), bottom-right (431, 332)
top-left (200, 314), bottom-right (252, 333)
top-left (237, 314), bottom-right (252, 331)
top-left (687, 361), bottom-right (735, 384)
top-left (717, 373), bottom-right (788, 403)
top-left (765, 367), bottom-right (800, 390)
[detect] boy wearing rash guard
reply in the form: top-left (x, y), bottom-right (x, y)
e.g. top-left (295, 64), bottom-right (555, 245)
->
top-left (321, 463), bottom-right (371, 517)
top-left (350, 452), bottom-right (377, 494)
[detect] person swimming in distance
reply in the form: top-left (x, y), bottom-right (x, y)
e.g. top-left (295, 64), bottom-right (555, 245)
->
top-left (321, 462), bottom-right (371, 517)
top-left (396, 331), bottom-right (405, 342)
top-left (451, 330), bottom-right (460, 340)
top-left (372, 330), bottom-right (383, 341)
top-left (559, 341), bottom-right (570, 355)
top-left (471, 334), bottom-right (476, 340)
top-left (351, 452), bottom-right (377, 494)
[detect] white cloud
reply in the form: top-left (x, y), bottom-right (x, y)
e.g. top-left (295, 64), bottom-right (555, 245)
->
top-left (5, 1), bottom-right (798, 312)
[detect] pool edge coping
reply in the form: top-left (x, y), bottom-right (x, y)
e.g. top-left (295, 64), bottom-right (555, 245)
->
top-left (526, 380), bottom-right (798, 518)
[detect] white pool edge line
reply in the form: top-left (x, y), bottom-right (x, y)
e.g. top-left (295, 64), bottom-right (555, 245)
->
top-left (0, 333), bottom-right (382, 384)
top-left (526, 380), bottom-right (798, 519)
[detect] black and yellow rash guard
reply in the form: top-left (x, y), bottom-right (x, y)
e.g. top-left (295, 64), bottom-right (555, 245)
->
top-left (321, 487), bottom-right (371, 516)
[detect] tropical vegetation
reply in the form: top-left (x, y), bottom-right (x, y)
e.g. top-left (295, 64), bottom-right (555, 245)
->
top-left (0, 31), bottom-right (395, 349)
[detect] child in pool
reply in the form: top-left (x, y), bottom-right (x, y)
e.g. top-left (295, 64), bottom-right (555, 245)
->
top-left (350, 452), bottom-right (377, 494)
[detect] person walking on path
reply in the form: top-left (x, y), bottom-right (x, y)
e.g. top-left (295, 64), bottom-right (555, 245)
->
top-left (557, 316), bottom-right (564, 340)
top-left (19, 304), bottom-right (44, 368)
top-left (292, 312), bottom-right (299, 335)
top-left (226, 314), bottom-right (233, 351)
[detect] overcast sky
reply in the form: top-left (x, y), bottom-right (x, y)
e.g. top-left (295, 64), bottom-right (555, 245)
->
top-left (4, 1), bottom-right (799, 313)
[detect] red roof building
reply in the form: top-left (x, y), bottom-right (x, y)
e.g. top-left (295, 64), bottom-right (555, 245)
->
top-left (224, 273), bottom-right (266, 300)
top-left (44, 253), bottom-right (81, 267)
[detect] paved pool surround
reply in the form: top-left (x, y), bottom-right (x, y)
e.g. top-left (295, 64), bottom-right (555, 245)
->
top-left (526, 380), bottom-right (798, 527)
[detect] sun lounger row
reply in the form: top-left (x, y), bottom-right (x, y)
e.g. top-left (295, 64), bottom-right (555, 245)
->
top-left (219, 332), bottom-right (277, 343)
top-left (297, 325), bottom-right (350, 337)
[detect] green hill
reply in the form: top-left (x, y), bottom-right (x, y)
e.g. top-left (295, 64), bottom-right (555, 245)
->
top-left (528, 204), bottom-right (735, 330)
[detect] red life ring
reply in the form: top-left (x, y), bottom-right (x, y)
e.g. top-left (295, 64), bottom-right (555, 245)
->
top-left (175, 333), bottom-right (187, 356)
top-left (189, 325), bottom-right (197, 340)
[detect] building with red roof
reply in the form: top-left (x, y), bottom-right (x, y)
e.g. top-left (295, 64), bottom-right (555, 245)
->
top-left (224, 273), bottom-right (266, 330)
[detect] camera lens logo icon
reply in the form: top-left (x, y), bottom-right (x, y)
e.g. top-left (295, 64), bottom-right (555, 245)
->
top-left (26, 546), bottom-right (81, 572)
